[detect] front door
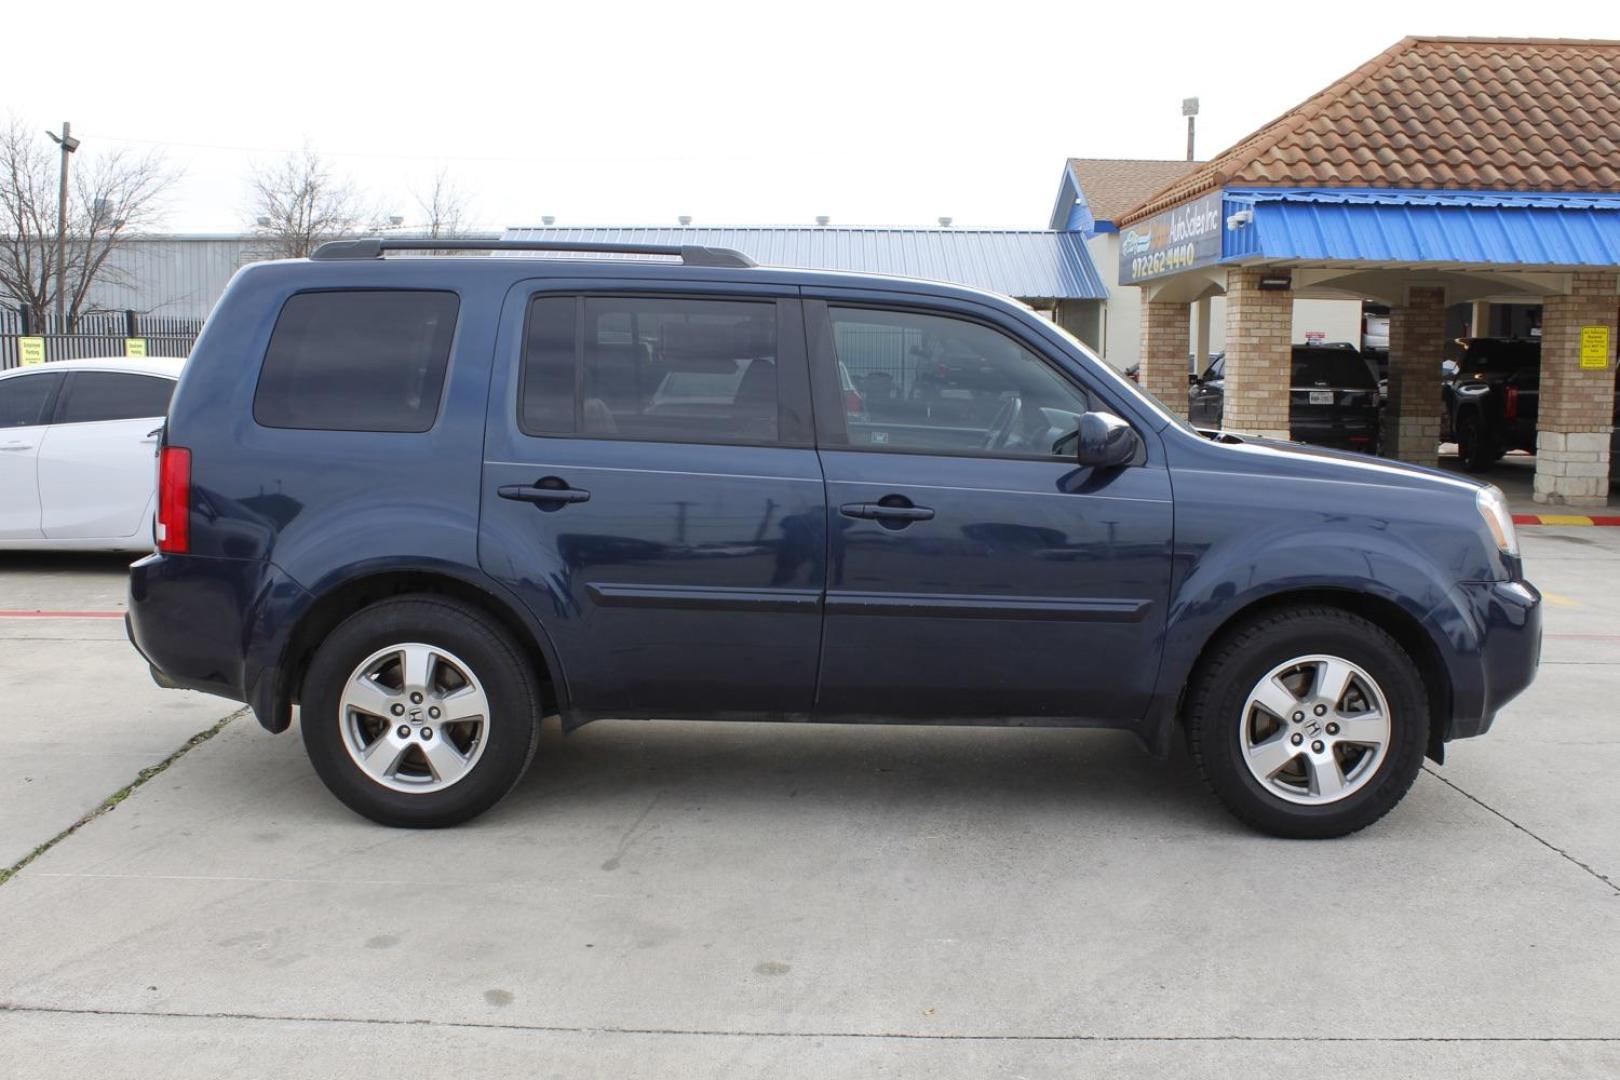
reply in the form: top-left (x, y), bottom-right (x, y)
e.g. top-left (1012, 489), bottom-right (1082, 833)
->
top-left (480, 284), bottom-right (826, 718)
top-left (0, 371), bottom-right (64, 540)
top-left (38, 371), bottom-right (173, 540)
top-left (806, 298), bottom-right (1174, 724)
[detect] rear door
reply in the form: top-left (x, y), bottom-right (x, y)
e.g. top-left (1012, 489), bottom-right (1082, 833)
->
top-left (38, 370), bottom-right (174, 540)
top-left (0, 371), bottom-right (65, 540)
top-left (480, 281), bottom-right (826, 718)
top-left (805, 295), bottom-right (1174, 723)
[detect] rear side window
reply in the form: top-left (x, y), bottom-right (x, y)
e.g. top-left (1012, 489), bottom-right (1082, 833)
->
top-left (56, 372), bottom-right (175, 423)
top-left (254, 290), bottom-right (459, 432)
top-left (0, 372), bottom-right (64, 428)
top-left (1290, 348), bottom-right (1376, 389)
top-left (520, 295), bottom-right (780, 444)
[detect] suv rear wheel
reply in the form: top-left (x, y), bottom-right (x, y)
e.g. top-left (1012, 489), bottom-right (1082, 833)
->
top-left (1187, 606), bottom-right (1428, 838)
top-left (299, 595), bottom-right (542, 827)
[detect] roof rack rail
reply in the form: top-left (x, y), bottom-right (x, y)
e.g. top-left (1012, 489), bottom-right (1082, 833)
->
top-left (309, 237), bottom-right (757, 269)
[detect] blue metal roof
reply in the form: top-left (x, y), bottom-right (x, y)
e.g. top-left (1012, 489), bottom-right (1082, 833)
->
top-left (1224, 188), bottom-right (1620, 268)
top-left (500, 226), bottom-right (1107, 301)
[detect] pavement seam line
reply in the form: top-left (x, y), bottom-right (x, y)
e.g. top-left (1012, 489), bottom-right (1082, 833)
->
top-left (0, 708), bottom-right (246, 888)
top-left (1421, 766), bottom-right (1619, 895)
top-left (1, 1004), bottom-right (1618, 1043)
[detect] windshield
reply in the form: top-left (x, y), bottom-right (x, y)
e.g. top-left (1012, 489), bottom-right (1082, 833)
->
top-left (1041, 317), bottom-right (1189, 432)
top-left (1291, 348), bottom-right (1376, 389)
top-left (1460, 339), bottom-right (1538, 375)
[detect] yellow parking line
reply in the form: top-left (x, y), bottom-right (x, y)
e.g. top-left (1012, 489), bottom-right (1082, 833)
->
top-left (1541, 592), bottom-right (1581, 608)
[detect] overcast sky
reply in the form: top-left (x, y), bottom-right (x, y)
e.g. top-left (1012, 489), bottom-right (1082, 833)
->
top-left (9, 1), bottom-right (1618, 233)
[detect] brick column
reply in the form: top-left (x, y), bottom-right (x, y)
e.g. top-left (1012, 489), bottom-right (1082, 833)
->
top-left (1386, 286), bottom-right (1447, 466)
top-left (1223, 268), bottom-right (1292, 439)
top-left (1535, 271), bottom-right (1617, 507)
top-left (1138, 299), bottom-right (1190, 417)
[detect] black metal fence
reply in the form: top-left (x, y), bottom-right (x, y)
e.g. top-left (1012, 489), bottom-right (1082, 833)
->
top-left (0, 308), bottom-right (202, 369)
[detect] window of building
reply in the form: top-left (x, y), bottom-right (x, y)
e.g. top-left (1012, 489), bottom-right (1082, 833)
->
top-left (254, 290), bottom-right (459, 432)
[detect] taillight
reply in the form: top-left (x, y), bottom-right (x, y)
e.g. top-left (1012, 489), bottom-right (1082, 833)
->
top-left (1504, 385), bottom-right (1519, 421)
top-left (844, 387), bottom-right (865, 416)
top-left (157, 446), bottom-right (191, 554)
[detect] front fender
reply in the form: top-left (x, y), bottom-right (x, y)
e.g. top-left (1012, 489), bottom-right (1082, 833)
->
top-left (1142, 524), bottom-right (1487, 755)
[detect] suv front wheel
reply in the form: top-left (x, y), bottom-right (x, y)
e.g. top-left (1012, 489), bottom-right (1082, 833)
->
top-left (1187, 606), bottom-right (1428, 838)
top-left (299, 595), bottom-right (542, 827)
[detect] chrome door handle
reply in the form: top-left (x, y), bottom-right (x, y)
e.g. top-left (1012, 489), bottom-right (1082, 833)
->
top-left (0, 443), bottom-right (31, 452)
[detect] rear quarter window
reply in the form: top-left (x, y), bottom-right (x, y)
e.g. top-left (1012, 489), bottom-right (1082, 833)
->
top-left (254, 290), bottom-right (459, 432)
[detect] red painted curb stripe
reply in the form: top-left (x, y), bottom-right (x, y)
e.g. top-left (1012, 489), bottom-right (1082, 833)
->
top-left (0, 610), bottom-right (125, 619)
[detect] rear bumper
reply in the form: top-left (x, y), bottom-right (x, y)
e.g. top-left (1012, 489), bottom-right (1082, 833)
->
top-left (1288, 413), bottom-right (1380, 451)
top-left (127, 553), bottom-right (311, 727)
top-left (1446, 578), bottom-right (1542, 740)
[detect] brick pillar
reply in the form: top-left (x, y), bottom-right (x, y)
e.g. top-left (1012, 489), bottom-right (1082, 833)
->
top-left (1386, 286), bottom-right (1447, 466)
top-left (1223, 268), bottom-right (1292, 439)
top-left (1535, 271), bottom-right (1617, 507)
top-left (1138, 299), bottom-right (1190, 417)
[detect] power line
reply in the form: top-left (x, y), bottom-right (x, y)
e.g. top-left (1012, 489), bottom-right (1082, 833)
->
top-left (77, 132), bottom-right (764, 167)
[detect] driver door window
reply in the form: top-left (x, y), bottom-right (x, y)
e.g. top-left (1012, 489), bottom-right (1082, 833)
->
top-left (827, 307), bottom-right (1088, 457)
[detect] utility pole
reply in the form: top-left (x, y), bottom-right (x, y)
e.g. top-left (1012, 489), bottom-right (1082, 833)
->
top-left (1182, 98), bottom-right (1199, 161)
top-left (45, 122), bottom-right (81, 329)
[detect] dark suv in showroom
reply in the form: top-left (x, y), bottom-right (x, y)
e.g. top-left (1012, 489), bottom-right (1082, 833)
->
top-left (1443, 336), bottom-right (1620, 474)
top-left (1189, 342), bottom-right (1382, 453)
top-left (126, 239), bottom-right (1540, 839)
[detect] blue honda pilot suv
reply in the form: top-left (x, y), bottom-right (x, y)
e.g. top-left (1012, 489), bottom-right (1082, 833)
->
top-left (126, 238), bottom-right (1541, 838)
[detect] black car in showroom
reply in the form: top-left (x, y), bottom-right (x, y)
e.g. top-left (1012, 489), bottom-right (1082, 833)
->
top-left (1442, 337), bottom-right (1620, 472)
top-left (1189, 342), bottom-right (1382, 453)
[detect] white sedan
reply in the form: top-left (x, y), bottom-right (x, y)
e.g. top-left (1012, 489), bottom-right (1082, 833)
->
top-left (0, 357), bottom-right (184, 552)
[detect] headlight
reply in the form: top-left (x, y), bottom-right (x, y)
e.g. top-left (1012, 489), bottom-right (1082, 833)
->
top-left (1476, 484), bottom-right (1519, 557)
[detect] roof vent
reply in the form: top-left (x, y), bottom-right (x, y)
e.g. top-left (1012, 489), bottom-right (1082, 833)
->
top-left (938, 216), bottom-right (952, 227)
top-left (678, 215), bottom-right (692, 226)
top-left (541, 215), bottom-right (555, 226)
top-left (815, 215), bottom-right (830, 226)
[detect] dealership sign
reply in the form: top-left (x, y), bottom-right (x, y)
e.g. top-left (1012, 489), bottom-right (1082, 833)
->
top-left (1119, 193), bottom-right (1224, 284)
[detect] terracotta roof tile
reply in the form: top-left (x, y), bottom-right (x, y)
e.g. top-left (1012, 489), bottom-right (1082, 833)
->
top-left (1118, 37), bottom-right (1620, 225)
top-left (1065, 158), bottom-right (1202, 223)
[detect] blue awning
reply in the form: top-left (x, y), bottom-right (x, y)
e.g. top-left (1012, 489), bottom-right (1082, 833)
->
top-left (500, 226), bottom-right (1107, 301)
top-left (1223, 188), bottom-right (1620, 269)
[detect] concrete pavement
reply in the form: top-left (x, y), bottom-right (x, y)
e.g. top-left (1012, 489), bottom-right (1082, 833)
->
top-left (1, 529), bottom-right (1618, 1077)
top-left (0, 553), bottom-right (239, 868)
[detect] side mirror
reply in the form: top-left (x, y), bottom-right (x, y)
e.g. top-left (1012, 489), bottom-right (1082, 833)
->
top-left (1075, 411), bottom-right (1139, 469)
top-left (1442, 359), bottom-right (1460, 377)
top-left (1188, 372), bottom-right (1201, 386)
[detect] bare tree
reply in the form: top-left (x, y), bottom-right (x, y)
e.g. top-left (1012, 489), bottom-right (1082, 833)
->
top-left (247, 147), bottom-right (368, 259)
top-left (410, 168), bottom-right (472, 238)
top-left (0, 116), bottom-right (176, 328)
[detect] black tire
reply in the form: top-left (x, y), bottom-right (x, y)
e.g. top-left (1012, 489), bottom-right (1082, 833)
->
top-left (1455, 411), bottom-right (1497, 472)
top-left (1186, 606), bottom-right (1428, 839)
top-left (300, 595), bottom-right (542, 827)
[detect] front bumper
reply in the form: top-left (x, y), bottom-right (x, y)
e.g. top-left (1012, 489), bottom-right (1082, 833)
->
top-left (1447, 578), bottom-right (1542, 740)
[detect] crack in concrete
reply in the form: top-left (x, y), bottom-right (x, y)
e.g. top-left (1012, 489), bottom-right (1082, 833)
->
top-left (1422, 766), bottom-right (1618, 895)
top-left (1, 1003), bottom-right (1618, 1043)
top-left (0, 709), bottom-right (246, 888)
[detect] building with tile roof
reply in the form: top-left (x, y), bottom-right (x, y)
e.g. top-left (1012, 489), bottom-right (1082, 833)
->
top-left (1049, 160), bottom-right (1361, 371)
top-left (1113, 36), bottom-right (1620, 507)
